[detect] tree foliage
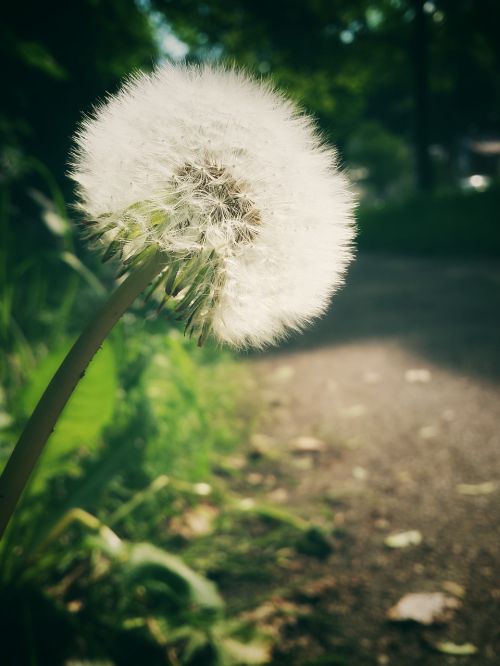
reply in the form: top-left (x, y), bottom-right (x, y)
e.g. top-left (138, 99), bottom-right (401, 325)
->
top-left (1, 0), bottom-right (157, 183)
top-left (2, 0), bottom-right (499, 195)
top-left (155, 0), bottom-right (500, 189)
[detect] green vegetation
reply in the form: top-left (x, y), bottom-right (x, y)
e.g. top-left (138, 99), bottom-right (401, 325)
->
top-left (0, 272), bottom-right (334, 664)
top-left (0, 163), bottom-right (258, 662)
top-left (1, 163), bottom-right (339, 664)
top-left (357, 187), bottom-right (500, 255)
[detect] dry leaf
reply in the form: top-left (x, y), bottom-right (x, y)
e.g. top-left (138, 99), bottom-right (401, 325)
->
top-left (441, 581), bottom-right (466, 598)
top-left (353, 466), bottom-right (368, 481)
top-left (225, 455), bottom-right (247, 470)
top-left (387, 592), bottom-right (461, 625)
top-left (267, 488), bottom-right (289, 503)
top-left (250, 433), bottom-right (277, 455)
top-left (247, 472), bottom-right (264, 485)
top-left (385, 530), bottom-right (422, 549)
top-left (193, 482), bottom-right (212, 496)
top-left (434, 642), bottom-right (478, 655)
top-left (297, 576), bottom-right (337, 599)
top-left (290, 436), bottom-right (326, 453)
top-left (341, 404), bottom-right (367, 418)
top-left (271, 365), bottom-right (295, 382)
top-left (419, 425), bottom-right (439, 440)
top-left (291, 457), bottom-right (314, 470)
top-left (239, 498), bottom-right (256, 510)
top-left (405, 368), bottom-right (432, 383)
top-left (170, 504), bottom-right (219, 538)
top-left (456, 481), bottom-right (497, 496)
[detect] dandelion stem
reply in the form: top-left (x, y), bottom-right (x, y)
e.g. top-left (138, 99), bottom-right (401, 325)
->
top-left (0, 250), bottom-right (167, 538)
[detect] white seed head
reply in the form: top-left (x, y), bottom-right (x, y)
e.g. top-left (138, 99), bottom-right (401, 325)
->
top-left (70, 63), bottom-right (356, 348)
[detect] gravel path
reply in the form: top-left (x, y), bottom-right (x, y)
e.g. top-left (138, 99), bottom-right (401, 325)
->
top-left (249, 254), bottom-right (500, 665)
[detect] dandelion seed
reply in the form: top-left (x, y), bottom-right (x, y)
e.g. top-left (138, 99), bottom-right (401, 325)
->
top-left (71, 63), bottom-right (356, 347)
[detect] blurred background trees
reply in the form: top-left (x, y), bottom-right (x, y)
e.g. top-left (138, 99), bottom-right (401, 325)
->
top-left (1, 0), bottom-right (155, 183)
top-left (2, 0), bottom-right (499, 202)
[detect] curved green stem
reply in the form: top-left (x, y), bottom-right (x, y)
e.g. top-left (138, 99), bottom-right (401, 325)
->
top-left (0, 250), bottom-right (167, 538)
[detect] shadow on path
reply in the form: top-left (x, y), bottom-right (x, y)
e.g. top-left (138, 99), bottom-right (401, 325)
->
top-left (254, 253), bottom-right (500, 383)
top-left (242, 253), bottom-right (500, 665)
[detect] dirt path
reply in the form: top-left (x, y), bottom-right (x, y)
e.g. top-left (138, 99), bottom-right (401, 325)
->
top-left (245, 254), bottom-right (500, 665)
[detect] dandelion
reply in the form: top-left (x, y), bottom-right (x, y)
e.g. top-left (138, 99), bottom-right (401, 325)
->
top-left (0, 63), bottom-right (356, 536)
top-left (71, 63), bottom-right (356, 347)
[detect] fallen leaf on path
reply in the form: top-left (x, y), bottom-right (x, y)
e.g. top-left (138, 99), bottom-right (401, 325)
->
top-left (239, 596), bottom-right (312, 634)
top-left (353, 466), bottom-right (368, 481)
top-left (239, 498), bottom-right (256, 510)
top-left (250, 433), bottom-right (277, 454)
top-left (419, 425), bottom-right (439, 439)
top-left (297, 575), bottom-right (337, 599)
top-left (193, 482), bottom-right (212, 496)
top-left (170, 504), bottom-right (219, 538)
top-left (433, 642), bottom-right (478, 655)
top-left (291, 457), bottom-right (314, 470)
top-left (290, 436), bottom-right (326, 453)
top-left (246, 472), bottom-right (264, 485)
top-left (224, 455), bottom-right (247, 470)
top-left (267, 488), bottom-right (288, 503)
top-left (374, 518), bottom-right (390, 530)
top-left (341, 404), bottom-right (367, 418)
top-left (323, 485), bottom-right (365, 505)
top-left (385, 530), bottom-right (422, 549)
top-left (387, 592), bottom-right (461, 625)
top-left (271, 365), bottom-right (295, 382)
top-left (240, 597), bottom-right (313, 638)
top-left (441, 581), bottom-right (466, 598)
top-left (456, 481), bottom-right (497, 495)
top-left (405, 368), bottom-right (432, 383)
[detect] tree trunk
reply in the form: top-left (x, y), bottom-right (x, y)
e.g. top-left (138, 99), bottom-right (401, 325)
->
top-left (412, 0), bottom-right (434, 192)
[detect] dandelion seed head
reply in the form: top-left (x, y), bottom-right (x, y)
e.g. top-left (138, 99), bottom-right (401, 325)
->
top-left (70, 63), bottom-right (356, 347)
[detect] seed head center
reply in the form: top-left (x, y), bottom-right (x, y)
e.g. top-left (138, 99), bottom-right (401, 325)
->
top-left (172, 158), bottom-right (260, 248)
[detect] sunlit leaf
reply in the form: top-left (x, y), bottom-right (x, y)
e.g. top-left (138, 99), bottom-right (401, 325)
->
top-left (29, 188), bottom-right (69, 236)
top-left (21, 340), bottom-right (117, 493)
top-left (219, 637), bottom-right (271, 665)
top-left (125, 542), bottom-right (223, 611)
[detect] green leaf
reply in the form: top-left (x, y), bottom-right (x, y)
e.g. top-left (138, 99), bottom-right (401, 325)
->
top-left (29, 188), bottom-right (70, 237)
top-left (125, 542), bottom-right (223, 611)
top-left (21, 340), bottom-right (117, 493)
top-left (16, 41), bottom-right (68, 79)
top-left (60, 252), bottom-right (105, 295)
